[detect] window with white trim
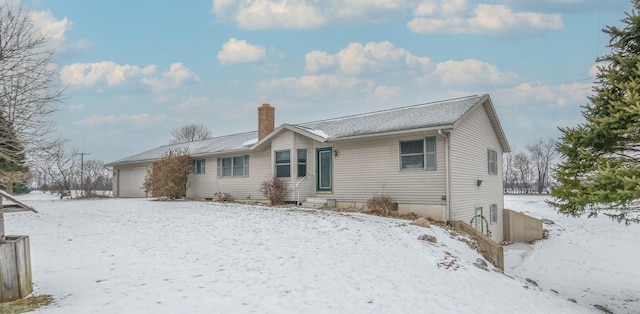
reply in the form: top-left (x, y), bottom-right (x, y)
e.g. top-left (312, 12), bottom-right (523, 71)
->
top-left (400, 137), bottom-right (436, 171)
top-left (275, 150), bottom-right (291, 177)
top-left (488, 149), bottom-right (498, 175)
top-left (192, 159), bottom-right (206, 174)
top-left (297, 149), bottom-right (307, 177)
top-left (490, 203), bottom-right (498, 224)
top-left (217, 155), bottom-right (249, 177)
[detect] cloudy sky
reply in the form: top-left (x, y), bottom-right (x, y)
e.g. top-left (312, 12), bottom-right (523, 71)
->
top-left (10, 0), bottom-right (633, 162)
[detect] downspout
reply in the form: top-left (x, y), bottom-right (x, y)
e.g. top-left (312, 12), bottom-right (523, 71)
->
top-left (437, 129), bottom-right (451, 224)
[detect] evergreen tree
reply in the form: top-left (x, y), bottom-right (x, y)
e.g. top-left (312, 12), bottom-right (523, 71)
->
top-left (0, 111), bottom-right (29, 194)
top-left (549, 1), bottom-right (640, 224)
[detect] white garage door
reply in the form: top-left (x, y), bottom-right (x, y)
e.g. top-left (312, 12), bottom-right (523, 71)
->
top-left (118, 167), bottom-right (148, 198)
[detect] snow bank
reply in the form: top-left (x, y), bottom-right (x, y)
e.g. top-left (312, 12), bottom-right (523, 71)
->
top-left (505, 194), bottom-right (640, 314)
top-left (5, 193), bottom-right (591, 313)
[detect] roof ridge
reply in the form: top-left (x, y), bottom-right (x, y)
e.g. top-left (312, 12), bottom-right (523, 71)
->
top-left (295, 95), bottom-right (481, 125)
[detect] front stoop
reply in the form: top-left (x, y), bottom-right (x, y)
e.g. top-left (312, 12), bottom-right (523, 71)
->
top-left (301, 198), bottom-right (336, 209)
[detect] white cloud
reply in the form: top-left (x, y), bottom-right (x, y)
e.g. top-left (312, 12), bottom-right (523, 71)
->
top-left (217, 38), bottom-right (267, 65)
top-left (493, 81), bottom-right (592, 108)
top-left (76, 113), bottom-right (168, 126)
top-left (408, 1), bottom-right (562, 36)
top-left (141, 63), bottom-right (200, 93)
top-left (258, 74), bottom-right (374, 97)
top-left (305, 41), bottom-right (430, 75)
top-left (29, 10), bottom-right (90, 53)
top-left (214, 0), bottom-right (325, 30)
top-left (175, 96), bottom-right (212, 110)
top-left (60, 61), bottom-right (156, 87)
top-left (372, 85), bottom-right (404, 101)
top-left (431, 59), bottom-right (518, 85)
top-left (211, 0), bottom-right (410, 30)
top-left (60, 62), bottom-right (199, 93)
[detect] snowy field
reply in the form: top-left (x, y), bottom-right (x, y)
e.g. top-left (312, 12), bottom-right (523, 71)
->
top-left (1, 193), bottom-right (633, 313)
top-left (504, 194), bottom-right (640, 314)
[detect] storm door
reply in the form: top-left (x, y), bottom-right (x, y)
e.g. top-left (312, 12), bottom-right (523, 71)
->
top-left (316, 148), bottom-right (332, 192)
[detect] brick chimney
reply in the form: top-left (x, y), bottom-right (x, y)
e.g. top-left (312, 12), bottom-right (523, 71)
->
top-left (258, 103), bottom-right (275, 140)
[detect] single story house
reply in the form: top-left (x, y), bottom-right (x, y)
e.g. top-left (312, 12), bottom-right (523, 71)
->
top-left (106, 94), bottom-right (510, 241)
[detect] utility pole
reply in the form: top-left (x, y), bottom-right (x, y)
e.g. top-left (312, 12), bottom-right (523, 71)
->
top-left (74, 152), bottom-right (90, 195)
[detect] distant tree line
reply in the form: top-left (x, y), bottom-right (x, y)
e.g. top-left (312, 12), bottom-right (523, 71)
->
top-left (30, 147), bottom-right (112, 198)
top-left (503, 138), bottom-right (557, 194)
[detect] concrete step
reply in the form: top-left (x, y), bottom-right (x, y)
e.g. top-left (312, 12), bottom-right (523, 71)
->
top-left (300, 202), bottom-right (328, 209)
top-left (300, 198), bottom-right (336, 209)
top-left (305, 197), bottom-right (330, 204)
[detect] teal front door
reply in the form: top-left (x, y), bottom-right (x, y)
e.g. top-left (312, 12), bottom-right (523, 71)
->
top-left (316, 148), bottom-right (332, 192)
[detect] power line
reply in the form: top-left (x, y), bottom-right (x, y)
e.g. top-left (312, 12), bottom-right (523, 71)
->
top-left (74, 152), bottom-right (90, 194)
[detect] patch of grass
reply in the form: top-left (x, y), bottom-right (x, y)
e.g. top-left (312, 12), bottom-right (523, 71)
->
top-left (0, 295), bottom-right (55, 313)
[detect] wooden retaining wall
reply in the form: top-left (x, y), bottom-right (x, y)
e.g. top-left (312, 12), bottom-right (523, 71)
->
top-left (451, 221), bottom-right (504, 271)
top-left (0, 235), bottom-right (33, 303)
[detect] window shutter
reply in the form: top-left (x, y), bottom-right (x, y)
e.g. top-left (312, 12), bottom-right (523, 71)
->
top-left (425, 137), bottom-right (436, 171)
top-left (244, 155), bottom-right (249, 177)
top-left (216, 158), bottom-right (221, 178)
top-left (487, 150), bottom-right (491, 174)
top-left (202, 159), bottom-right (206, 174)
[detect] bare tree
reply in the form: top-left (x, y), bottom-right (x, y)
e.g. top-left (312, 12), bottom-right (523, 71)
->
top-left (503, 151), bottom-right (513, 193)
top-left (39, 144), bottom-right (77, 198)
top-left (512, 152), bottom-right (532, 194)
top-left (169, 123), bottom-right (212, 144)
top-left (0, 4), bottom-right (64, 177)
top-left (75, 159), bottom-right (112, 197)
top-left (527, 138), bottom-right (557, 194)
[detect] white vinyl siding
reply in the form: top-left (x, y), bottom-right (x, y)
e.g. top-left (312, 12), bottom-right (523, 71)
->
top-left (188, 151), bottom-right (269, 199)
top-left (329, 132), bottom-right (446, 205)
top-left (449, 100), bottom-right (504, 242)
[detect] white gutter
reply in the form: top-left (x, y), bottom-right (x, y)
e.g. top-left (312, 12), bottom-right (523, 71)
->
top-left (437, 129), bottom-right (452, 224)
top-left (329, 125), bottom-right (454, 142)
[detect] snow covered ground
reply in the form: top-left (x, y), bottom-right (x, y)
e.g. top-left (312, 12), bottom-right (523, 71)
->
top-left (1, 193), bottom-right (627, 313)
top-left (504, 194), bottom-right (640, 314)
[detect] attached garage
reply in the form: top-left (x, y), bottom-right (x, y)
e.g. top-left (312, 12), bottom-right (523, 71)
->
top-left (116, 166), bottom-right (148, 197)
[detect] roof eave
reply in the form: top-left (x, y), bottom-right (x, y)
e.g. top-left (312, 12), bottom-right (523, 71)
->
top-left (328, 125), bottom-right (455, 142)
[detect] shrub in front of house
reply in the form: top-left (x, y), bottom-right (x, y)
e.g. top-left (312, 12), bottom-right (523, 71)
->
top-left (260, 176), bottom-right (286, 205)
top-left (143, 148), bottom-right (192, 200)
top-left (365, 193), bottom-right (397, 216)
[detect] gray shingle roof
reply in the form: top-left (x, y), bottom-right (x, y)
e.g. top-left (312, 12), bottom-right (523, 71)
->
top-left (108, 95), bottom-right (486, 166)
top-left (106, 131), bottom-right (257, 166)
top-left (295, 95), bottom-right (482, 138)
